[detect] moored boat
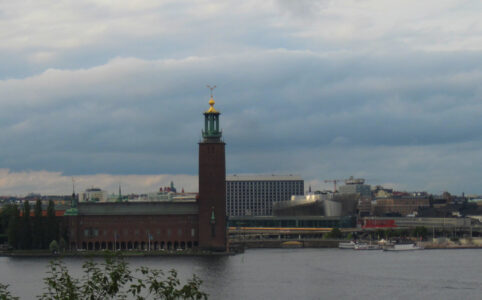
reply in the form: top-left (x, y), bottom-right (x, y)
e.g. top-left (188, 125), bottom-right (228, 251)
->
top-left (354, 243), bottom-right (381, 250)
top-left (338, 241), bottom-right (356, 249)
top-left (383, 243), bottom-right (423, 251)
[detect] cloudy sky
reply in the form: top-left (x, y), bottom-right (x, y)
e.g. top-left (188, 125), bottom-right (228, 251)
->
top-left (1, 0), bottom-right (482, 195)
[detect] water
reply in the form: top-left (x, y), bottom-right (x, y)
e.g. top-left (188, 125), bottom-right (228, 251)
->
top-left (1, 249), bottom-right (481, 299)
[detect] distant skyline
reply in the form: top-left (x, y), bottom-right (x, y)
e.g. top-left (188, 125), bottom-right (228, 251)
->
top-left (1, 1), bottom-right (482, 195)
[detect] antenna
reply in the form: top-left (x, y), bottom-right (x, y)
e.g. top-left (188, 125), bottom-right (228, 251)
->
top-left (206, 85), bottom-right (216, 98)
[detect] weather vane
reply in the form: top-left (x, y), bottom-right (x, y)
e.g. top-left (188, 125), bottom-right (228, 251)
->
top-left (206, 85), bottom-right (216, 98)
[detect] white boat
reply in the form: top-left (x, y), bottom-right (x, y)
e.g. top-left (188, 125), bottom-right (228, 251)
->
top-left (354, 243), bottom-right (381, 250)
top-left (383, 243), bottom-right (423, 251)
top-left (338, 241), bottom-right (356, 249)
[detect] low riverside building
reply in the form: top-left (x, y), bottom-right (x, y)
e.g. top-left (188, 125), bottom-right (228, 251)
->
top-left (373, 196), bottom-right (430, 216)
top-left (67, 202), bottom-right (199, 250)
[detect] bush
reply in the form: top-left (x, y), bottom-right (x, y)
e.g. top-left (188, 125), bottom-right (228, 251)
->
top-left (1, 254), bottom-right (208, 300)
top-left (48, 240), bottom-right (59, 254)
top-left (326, 227), bottom-right (343, 239)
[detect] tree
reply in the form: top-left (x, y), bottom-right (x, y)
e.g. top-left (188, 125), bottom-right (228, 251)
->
top-left (0, 283), bottom-right (19, 300)
top-left (326, 227), bottom-right (343, 239)
top-left (20, 201), bottom-right (32, 249)
top-left (45, 200), bottom-right (58, 246)
top-left (49, 240), bottom-right (59, 254)
top-left (32, 200), bottom-right (44, 249)
top-left (7, 205), bottom-right (19, 249)
top-left (36, 255), bottom-right (208, 300)
top-left (411, 226), bottom-right (428, 240)
top-left (1, 204), bottom-right (17, 240)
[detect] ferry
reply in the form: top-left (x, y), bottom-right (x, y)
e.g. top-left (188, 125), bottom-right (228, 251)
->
top-left (338, 241), bottom-right (357, 249)
top-left (354, 243), bottom-right (381, 250)
top-left (383, 243), bottom-right (423, 251)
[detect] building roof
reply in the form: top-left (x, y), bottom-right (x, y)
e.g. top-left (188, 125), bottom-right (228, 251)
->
top-left (77, 201), bottom-right (198, 216)
top-left (226, 174), bottom-right (303, 181)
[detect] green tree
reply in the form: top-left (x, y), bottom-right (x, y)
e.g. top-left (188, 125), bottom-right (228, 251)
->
top-left (37, 255), bottom-right (208, 300)
top-left (411, 226), bottom-right (428, 240)
top-left (49, 240), bottom-right (59, 254)
top-left (7, 205), bottom-right (19, 249)
top-left (327, 227), bottom-right (343, 239)
top-left (0, 283), bottom-right (19, 300)
top-left (20, 201), bottom-right (32, 249)
top-left (32, 200), bottom-right (44, 249)
top-left (1, 204), bottom-right (17, 237)
top-left (45, 200), bottom-right (58, 246)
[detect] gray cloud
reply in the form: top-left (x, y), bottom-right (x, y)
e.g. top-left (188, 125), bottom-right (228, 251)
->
top-left (1, 1), bottom-right (482, 194)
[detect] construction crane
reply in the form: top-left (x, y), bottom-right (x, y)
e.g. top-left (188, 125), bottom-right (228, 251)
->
top-left (324, 179), bottom-right (343, 192)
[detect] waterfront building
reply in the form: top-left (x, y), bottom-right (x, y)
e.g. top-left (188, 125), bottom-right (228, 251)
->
top-left (338, 176), bottom-right (371, 198)
top-left (226, 174), bottom-right (304, 216)
top-left (79, 188), bottom-right (108, 203)
top-left (372, 196), bottom-right (430, 216)
top-left (64, 94), bottom-right (227, 251)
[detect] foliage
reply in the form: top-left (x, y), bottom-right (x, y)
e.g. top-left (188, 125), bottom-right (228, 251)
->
top-left (0, 283), bottom-right (19, 300)
top-left (7, 206), bottom-right (19, 249)
top-left (32, 200), bottom-right (44, 249)
top-left (326, 227), bottom-right (343, 239)
top-left (1, 200), bottom-right (60, 250)
top-left (49, 240), bottom-right (59, 254)
top-left (1, 255), bottom-right (208, 299)
top-left (38, 259), bottom-right (80, 300)
top-left (46, 200), bottom-right (58, 246)
top-left (411, 226), bottom-right (428, 240)
top-left (38, 255), bottom-right (208, 300)
top-left (20, 201), bottom-right (32, 249)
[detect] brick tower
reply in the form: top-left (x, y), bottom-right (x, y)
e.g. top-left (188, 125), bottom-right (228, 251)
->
top-left (198, 93), bottom-right (227, 251)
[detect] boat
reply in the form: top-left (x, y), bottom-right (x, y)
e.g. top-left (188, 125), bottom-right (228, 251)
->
top-left (338, 241), bottom-right (357, 249)
top-left (282, 241), bottom-right (303, 248)
top-left (354, 243), bottom-right (381, 250)
top-left (383, 243), bottom-right (423, 251)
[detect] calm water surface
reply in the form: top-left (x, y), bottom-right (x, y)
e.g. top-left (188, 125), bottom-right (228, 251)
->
top-left (1, 248), bottom-right (481, 299)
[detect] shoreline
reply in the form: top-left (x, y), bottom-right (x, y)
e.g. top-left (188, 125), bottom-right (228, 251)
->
top-left (0, 250), bottom-right (235, 258)
top-left (2, 242), bottom-right (482, 257)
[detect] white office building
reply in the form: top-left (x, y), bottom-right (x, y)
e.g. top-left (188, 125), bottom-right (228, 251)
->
top-left (226, 175), bottom-right (304, 216)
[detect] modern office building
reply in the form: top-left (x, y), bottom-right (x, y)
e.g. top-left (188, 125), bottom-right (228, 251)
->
top-left (226, 175), bottom-right (304, 216)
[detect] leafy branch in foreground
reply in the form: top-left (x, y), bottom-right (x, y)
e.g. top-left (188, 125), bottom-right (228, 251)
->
top-left (0, 283), bottom-right (19, 300)
top-left (37, 254), bottom-right (207, 300)
top-left (1, 254), bottom-right (207, 300)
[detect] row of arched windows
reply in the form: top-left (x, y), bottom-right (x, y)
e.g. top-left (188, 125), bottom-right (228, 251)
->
top-left (72, 240), bottom-right (199, 251)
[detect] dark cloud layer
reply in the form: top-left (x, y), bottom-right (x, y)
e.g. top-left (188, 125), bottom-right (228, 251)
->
top-left (0, 49), bottom-right (481, 194)
top-left (1, 1), bottom-right (482, 194)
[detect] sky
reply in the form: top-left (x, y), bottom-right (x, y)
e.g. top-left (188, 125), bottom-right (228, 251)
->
top-left (1, 0), bottom-right (482, 195)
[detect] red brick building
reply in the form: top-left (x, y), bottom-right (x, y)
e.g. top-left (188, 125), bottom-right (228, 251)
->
top-left (65, 96), bottom-right (227, 251)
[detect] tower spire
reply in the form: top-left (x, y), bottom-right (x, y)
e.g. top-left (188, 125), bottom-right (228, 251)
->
top-left (202, 85), bottom-right (222, 141)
